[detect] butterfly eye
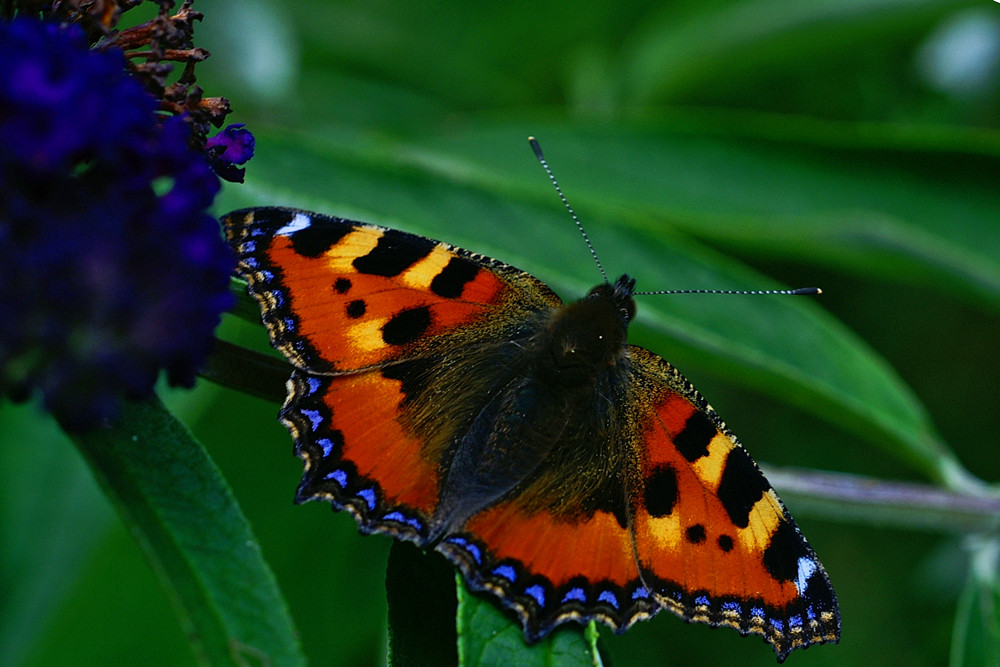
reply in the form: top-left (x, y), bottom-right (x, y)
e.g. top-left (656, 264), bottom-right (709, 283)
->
top-left (587, 285), bottom-right (607, 298)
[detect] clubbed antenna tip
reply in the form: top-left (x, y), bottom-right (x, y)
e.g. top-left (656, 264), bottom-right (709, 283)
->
top-left (528, 136), bottom-right (544, 161)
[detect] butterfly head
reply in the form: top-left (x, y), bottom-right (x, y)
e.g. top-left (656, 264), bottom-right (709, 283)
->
top-left (537, 274), bottom-right (636, 386)
top-left (589, 274), bottom-right (637, 324)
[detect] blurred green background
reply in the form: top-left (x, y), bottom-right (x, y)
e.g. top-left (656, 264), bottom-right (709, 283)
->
top-left (3, 0), bottom-right (1000, 665)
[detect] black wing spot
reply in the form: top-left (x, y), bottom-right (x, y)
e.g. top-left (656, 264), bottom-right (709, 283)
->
top-left (430, 257), bottom-right (480, 298)
top-left (381, 357), bottom-right (435, 405)
top-left (643, 465), bottom-right (678, 517)
top-left (762, 520), bottom-right (807, 582)
top-left (717, 534), bottom-right (734, 552)
top-left (716, 447), bottom-right (771, 529)
top-left (354, 230), bottom-right (435, 277)
top-left (288, 218), bottom-right (352, 258)
top-left (382, 306), bottom-right (431, 346)
top-left (334, 277), bottom-right (352, 294)
top-left (685, 524), bottom-right (706, 544)
top-left (674, 410), bottom-right (717, 462)
top-left (346, 299), bottom-right (366, 319)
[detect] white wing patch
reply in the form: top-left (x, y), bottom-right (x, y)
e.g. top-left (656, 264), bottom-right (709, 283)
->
top-left (276, 212), bottom-right (312, 236)
top-left (795, 556), bottom-right (818, 595)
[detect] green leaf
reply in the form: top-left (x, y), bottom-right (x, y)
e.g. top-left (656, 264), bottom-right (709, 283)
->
top-left (382, 530), bottom-right (604, 667)
top-left (622, 0), bottom-right (972, 102)
top-left (70, 396), bottom-right (304, 667)
top-left (423, 122), bottom-right (1000, 312)
top-left (215, 124), bottom-right (970, 486)
top-left (951, 539), bottom-right (1000, 667)
top-left (456, 576), bottom-right (602, 667)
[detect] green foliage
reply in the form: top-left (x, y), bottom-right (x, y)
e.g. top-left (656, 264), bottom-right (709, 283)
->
top-left (4, 1), bottom-right (1000, 666)
top-left (455, 577), bottom-right (602, 667)
top-left (69, 398), bottom-right (303, 667)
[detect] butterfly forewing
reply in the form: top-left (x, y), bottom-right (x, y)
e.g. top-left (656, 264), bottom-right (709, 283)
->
top-left (224, 207), bottom-right (561, 373)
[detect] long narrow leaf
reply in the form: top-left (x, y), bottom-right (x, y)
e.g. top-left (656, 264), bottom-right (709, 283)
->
top-left (215, 126), bottom-right (969, 485)
top-left (71, 396), bottom-right (304, 667)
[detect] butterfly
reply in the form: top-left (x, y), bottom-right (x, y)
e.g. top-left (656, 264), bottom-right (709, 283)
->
top-left (222, 143), bottom-right (839, 662)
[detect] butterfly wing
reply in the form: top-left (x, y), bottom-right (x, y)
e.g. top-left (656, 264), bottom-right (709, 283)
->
top-left (223, 207), bottom-right (564, 541)
top-left (625, 345), bottom-right (840, 660)
top-left (432, 344), bottom-right (839, 660)
top-left (437, 495), bottom-right (660, 641)
top-left (224, 207), bottom-right (562, 373)
top-left (225, 207), bottom-right (839, 660)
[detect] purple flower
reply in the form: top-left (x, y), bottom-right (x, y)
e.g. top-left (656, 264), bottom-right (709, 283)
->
top-left (0, 18), bottom-right (235, 431)
top-left (207, 123), bottom-right (256, 182)
top-left (0, 20), bottom-right (156, 175)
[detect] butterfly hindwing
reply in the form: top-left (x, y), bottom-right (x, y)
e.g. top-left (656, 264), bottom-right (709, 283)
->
top-left (438, 498), bottom-right (659, 640)
top-left (282, 369), bottom-right (440, 540)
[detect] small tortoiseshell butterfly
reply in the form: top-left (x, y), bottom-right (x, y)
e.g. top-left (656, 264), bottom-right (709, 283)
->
top-left (223, 140), bottom-right (840, 661)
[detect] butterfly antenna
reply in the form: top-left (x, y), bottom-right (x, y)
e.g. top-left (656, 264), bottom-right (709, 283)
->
top-left (633, 287), bottom-right (822, 296)
top-left (529, 137), bottom-right (609, 284)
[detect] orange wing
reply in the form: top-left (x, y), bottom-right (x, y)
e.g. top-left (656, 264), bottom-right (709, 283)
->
top-left (626, 346), bottom-right (839, 660)
top-left (438, 498), bottom-right (659, 642)
top-left (224, 207), bottom-right (561, 373)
